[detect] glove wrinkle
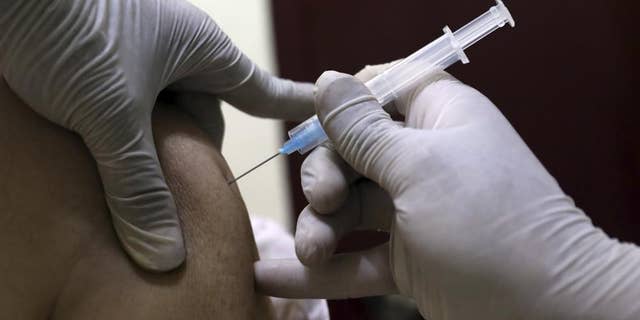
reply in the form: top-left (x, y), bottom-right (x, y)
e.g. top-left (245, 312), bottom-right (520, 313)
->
top-left (1, 0), bottom-right (317, 271)
top-left (284, 69), bottom-right (640, 319)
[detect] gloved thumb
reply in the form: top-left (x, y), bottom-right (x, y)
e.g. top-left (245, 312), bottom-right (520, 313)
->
top-left (315, 71), bottom-right (403, 187)
top-left (82, 117), bottom-right (185, 272)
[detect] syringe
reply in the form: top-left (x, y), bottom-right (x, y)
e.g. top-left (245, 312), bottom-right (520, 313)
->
top-left (228, 0), bottom-right (515, 185)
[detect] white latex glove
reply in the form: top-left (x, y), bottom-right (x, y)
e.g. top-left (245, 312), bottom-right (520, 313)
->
top-left (255, 69), bottom-right (640, 319)
top-left (250, 216), bottom-right (329, 320)
top-left (0, 0), bottom-right (314, 271)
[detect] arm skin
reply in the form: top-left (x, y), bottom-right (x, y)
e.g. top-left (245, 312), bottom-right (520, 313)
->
top-left (0, 76), bottom-right (273, 319)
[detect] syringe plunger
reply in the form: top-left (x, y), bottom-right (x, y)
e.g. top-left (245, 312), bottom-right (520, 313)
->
top-left (280, 0), bottom-right (514, 156)
top-left (229, 1), bottom-right (515, 185)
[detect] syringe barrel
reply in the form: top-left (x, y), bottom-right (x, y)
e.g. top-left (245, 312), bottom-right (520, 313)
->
top-left (285, 0), bottom-right (514, 155)
top-left (365, 29), bottom-right (464, 106)
top-left (366, 0), bottom-right (514, 106)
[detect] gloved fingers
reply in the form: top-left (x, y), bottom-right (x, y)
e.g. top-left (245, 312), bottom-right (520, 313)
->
top-left (354, 60), bottom-right (400, 82)
top-left (81, 117), bottom-right (185, 272)
top-left (219, 69), bottom-right (316, 121)
top-left (301, 143), bottom-right (360, 214)
top-left (315, 71), bottom-right (405, 187)
top-left (295, 179), bottom-right (394, 266)
top-left (354, 60), bottom-right (402, 117)
top-left (172, 91), bottom-right (224, 150)
top-left (394, 71), bottom-right (500, 130)
top-left (255, 243), bottom-right (397, 299)
top-left (165, 1), bottom-right (315, 121)
top-left (174, 66), bottom-right (316, 121)
top-left (393, 70), bottom-right (456, 117)
top-left (294, 204), bottom-right (358, 266)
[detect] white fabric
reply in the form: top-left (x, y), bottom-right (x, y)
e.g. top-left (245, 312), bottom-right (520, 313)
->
top-left (251, 216), bottom-right (330, 320)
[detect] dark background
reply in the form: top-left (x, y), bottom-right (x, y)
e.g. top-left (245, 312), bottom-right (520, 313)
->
top-left (270, 1), bottom-right (639, 318)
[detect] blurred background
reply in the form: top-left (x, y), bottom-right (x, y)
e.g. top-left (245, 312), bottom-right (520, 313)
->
top-left (188, 0), bottom-right (293, 229)
top-left (191, 0), bottom-right (638, 319)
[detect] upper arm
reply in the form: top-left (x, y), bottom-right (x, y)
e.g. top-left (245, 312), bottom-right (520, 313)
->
top-left (0, 77), bottom-right (272, 319)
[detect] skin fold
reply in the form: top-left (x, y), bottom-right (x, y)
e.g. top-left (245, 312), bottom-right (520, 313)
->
top-left (0, 76), bottom-right (273, 319)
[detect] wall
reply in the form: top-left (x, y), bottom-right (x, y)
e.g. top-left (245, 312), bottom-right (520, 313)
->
top-left (188, 0), bottom-right (292, 229)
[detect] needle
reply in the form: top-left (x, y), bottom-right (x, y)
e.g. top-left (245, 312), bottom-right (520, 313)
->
top-left (228, 152), bottom-right (281, 185)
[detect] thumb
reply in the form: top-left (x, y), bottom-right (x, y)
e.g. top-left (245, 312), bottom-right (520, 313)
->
top-left (315, 71), bottom-right (404, 187)
top-left (82, 117), bottom-right (185, 272)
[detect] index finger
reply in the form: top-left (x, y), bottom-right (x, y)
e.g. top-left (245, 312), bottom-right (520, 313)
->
top-left (254, 244), bottom-right (397, 299)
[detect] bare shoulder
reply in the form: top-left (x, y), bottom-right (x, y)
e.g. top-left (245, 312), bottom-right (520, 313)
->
top-left (0, 78), bottom-right (271, 319)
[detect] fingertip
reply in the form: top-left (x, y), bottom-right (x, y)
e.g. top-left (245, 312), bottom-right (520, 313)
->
top-left (315, 71), bottom-right (366, 103)
top-left (354, 65), bottom-right (379, 82)
top-left (110, 210), bottom-right (186, 272)
top-left (121, 236), bottom-right (186, 272)
top-left (104, 178), bottom-right (186, 272)
top-left (315, 70), bottom-right (350, 90)
top-left (253, 260), bottom-right (276, 292)
top-left (294, 206), bottom-right (336, 266)
top-left (141, 236), bottom-right (186, 272)
top-left (295, 235), bottom-right (332, 267)
top-left (354, 60), bottom-right (400, 82)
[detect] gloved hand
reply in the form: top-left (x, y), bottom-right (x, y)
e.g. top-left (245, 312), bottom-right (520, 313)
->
top-left (255, 69), bottom-right (640, 319)
top-left (0, 0), bottom-right (314, 271)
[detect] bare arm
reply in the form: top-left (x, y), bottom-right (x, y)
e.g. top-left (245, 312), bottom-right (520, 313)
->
top-left (0, 77), bottom-right (272, 319)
